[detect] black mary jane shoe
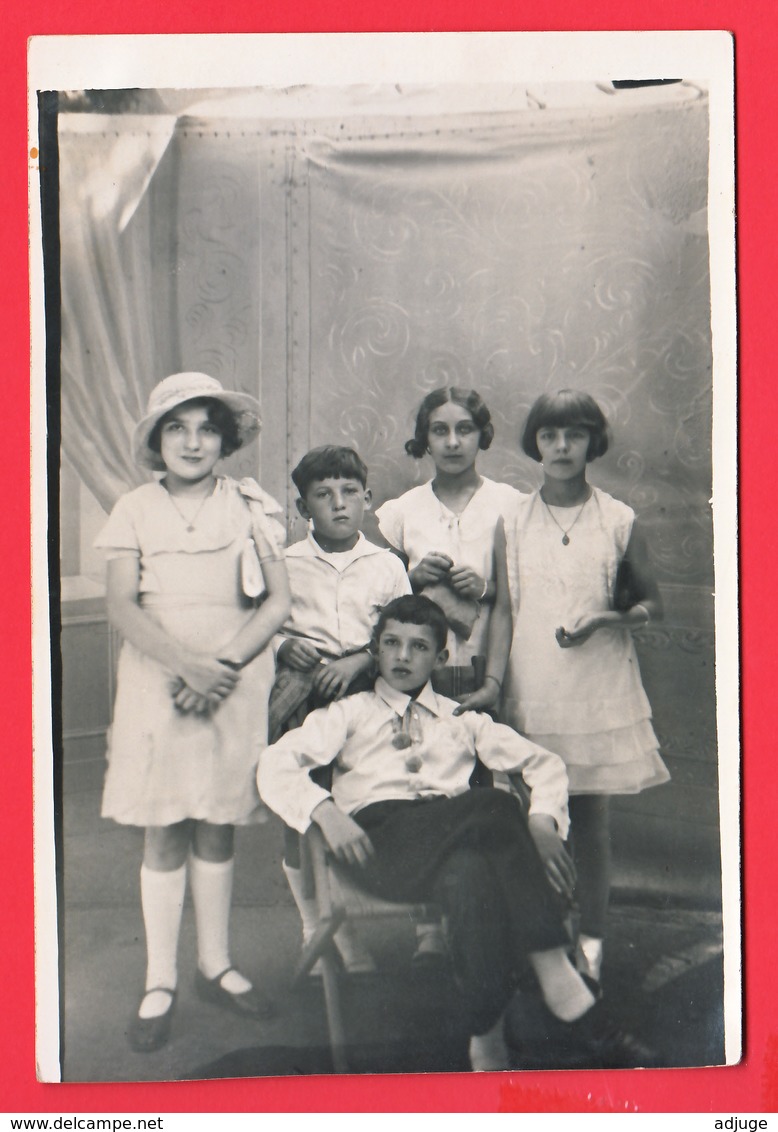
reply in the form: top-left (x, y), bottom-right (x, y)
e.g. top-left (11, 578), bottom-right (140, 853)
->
top-left (195, 967), bottom-right (277, 1020)
top-left (127, 987), bottom-right (177, 1053)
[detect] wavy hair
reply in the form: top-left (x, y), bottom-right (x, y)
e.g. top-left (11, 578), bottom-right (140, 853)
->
top-left (405, 386), bottom-right (495, 459)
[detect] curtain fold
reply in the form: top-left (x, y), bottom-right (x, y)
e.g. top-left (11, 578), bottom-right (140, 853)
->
top-left (59, 115), bottom-right (176, 511)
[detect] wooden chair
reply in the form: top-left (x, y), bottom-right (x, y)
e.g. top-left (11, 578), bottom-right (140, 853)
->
top-left (292, 823), bottom-right (443, 1073)
top-left (292, 775), bottom-right (535, 1072)
top-left (288, 654), bottom-right (545, 1072)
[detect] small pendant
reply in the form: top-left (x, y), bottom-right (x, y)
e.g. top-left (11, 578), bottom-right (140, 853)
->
top-left (186, 524), bottom-right (195, 533)
top-left (562, 534), bottom-right (570, 546)
top-left (405, 754), bottom-right (423, 773)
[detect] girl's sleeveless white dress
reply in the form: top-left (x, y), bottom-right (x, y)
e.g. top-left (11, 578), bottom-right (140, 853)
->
top-left (95, 476), bottom-right (284, 826)
top-left (376, 478), bottom-right (525, 665)
top-left (502, 487), bottom-right (670, 796)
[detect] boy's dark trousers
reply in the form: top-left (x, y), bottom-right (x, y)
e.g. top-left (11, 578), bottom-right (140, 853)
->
top-left (347, 788), bottom-right (571, 1035)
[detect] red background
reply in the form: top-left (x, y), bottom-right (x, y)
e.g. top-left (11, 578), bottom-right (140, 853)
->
top-left (4, 1), bottom-right (770, 1114)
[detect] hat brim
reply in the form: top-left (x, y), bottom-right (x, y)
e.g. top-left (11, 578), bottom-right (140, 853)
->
top-left (133, 389), bottom-right (262, 471)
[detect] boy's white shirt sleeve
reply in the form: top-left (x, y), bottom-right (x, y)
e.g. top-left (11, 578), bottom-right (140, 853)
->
top-left (257, 698), bottom-right (354, 833)
top-left (467, 713), bottom-right (570, 839)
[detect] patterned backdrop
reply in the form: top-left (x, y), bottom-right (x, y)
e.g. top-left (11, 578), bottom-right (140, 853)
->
top-left (300, 101), bottom-right (712, 587)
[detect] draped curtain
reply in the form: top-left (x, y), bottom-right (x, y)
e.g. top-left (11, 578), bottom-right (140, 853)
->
top-left (59, 115), bottom-right (176, 511)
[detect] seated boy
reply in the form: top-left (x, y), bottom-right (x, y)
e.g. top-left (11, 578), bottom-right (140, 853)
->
top-left (269, 445), bottom-right (410, 971)
top-left (258, 595), bottom-right (657, 1071)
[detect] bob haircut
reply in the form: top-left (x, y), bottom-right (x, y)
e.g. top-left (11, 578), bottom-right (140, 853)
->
top-left (148, 396), bottom-right (242, 460)
top-left (374, 594), bottom-right (449, 655)
top-left (291, 445), bottom-right (369, 497)
top-left (521, 389), bottom-right (610, 462)
top-left (405, 386), bottom-right (495, 458)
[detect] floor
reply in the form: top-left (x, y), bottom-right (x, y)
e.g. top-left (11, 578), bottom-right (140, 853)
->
top-left (59, 788), bottom-right (726, 1083)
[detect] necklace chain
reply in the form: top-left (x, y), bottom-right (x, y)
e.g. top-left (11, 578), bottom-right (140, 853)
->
top-left (541, 490), bottom-right (590, 545)
top-left (164, 481), bottom-right (215, 532)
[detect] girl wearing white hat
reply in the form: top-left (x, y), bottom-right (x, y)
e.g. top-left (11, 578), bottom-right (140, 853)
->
top-left (95, 373), bottom-right (291, 1053)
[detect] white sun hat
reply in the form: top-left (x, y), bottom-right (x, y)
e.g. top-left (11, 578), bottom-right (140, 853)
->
top-left (132, 372), bottom-right (262, 471)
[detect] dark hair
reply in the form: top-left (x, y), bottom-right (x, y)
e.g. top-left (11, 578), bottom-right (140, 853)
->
top-left (148, 397), bottom-right (242, 460)
top-left (291, 445), bottom-right (369, 497)
top-left (373, 595), bottom-right (449, 654)
top-left (521, 389), bottom-right (610, 462)
top-left (405, 386), bottom-right (495, 459)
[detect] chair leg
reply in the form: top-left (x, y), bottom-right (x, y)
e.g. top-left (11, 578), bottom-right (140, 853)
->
top-left (320, 948), bottom-right (349, 1074)
top-left (293, 909), bottom-right (350, 1073)
top-left (292, 909), bottom-right (346, 984)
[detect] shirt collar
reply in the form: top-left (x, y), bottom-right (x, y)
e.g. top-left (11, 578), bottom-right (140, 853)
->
top-left (374, 676), bottom-right (443, 718)
top-left (286, 529), bottom-right (379, 560)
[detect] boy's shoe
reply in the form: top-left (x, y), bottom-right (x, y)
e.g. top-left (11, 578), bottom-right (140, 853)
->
top-left (560, 1001), bottom-right (663, 1069)
top-left (505, 992), bottom-right (661, 1070)
top-left (412, 923), bottom-right (449, 970)
top-left (333, 923), bottom-right (377, 975)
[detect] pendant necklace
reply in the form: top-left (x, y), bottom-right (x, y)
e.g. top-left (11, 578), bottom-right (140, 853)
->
top-left (541, 489), bottom-right (591, 546)
top-left (164, 481), bottom-right (215, 532)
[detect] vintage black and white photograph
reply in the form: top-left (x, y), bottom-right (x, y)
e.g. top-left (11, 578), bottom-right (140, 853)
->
top-left (30, 33), bottom-right (738, 1084)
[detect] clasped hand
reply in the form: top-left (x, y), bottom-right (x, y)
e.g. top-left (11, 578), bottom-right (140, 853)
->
top-left (312, 652), bottom-right (371, 701)
top-left (278, 637), bottom-right (321, 672)
top-left (170, 655), bottom-right (241, 715)
top-left (412, 552), bottom-right (485, 601)
top-left (278, 639), bottom-right (369, 701)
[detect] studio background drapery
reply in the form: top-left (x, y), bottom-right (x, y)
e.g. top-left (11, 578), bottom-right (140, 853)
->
top-left (58, 115), bottom-right (177, 512)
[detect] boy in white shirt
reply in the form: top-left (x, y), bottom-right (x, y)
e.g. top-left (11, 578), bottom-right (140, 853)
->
top-left (271, 445), bottom-right (410, 723)
top-left (269, 446), bottom-right (410, 972)
top-left (258, 595), bottom-right (658, 1071)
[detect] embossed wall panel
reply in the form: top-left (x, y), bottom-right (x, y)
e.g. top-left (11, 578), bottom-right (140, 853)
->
top-left (301, 101), bottom-right (712, 587)
top-left (172, 128), bottom-right (265, 483)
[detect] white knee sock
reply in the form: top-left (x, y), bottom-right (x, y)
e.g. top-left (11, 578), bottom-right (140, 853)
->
top-left (282, 861), bottom-right (319, 940)
top-left (528, 948), bottom-right (597, 1022)
top-left (189, 854), bottom-right (251, 994)
top-left (576, 934), bottom-right (604, 982)
top-left (139, 862), bottom-right (186, 1017)
top-left (414, 921), bottom-right (447, 953)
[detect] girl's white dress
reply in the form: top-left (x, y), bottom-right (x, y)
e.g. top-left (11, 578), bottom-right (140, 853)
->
top-left (376, 478), bottom-right (525, 665)
top-left (502, 487), bottom-right (670, 796)
top-left (95, 476), bottom-right (285, 827)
